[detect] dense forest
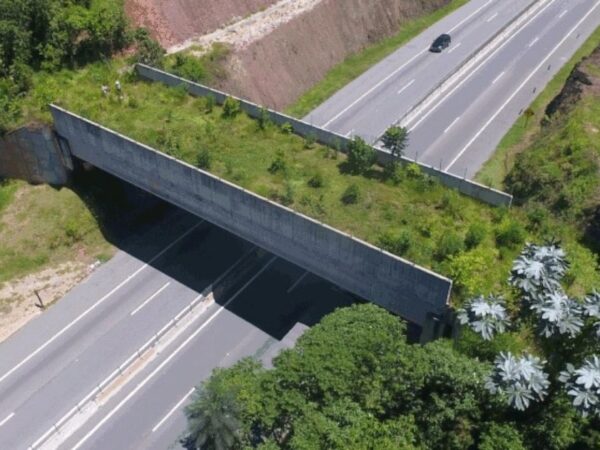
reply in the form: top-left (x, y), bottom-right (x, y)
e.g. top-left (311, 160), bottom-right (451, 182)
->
top-left (0, 0), bottom-right (161, 132)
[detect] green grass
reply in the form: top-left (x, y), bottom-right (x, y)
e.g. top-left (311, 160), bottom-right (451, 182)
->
top-left (284, 0), bottom-right (469, 118)
top-left (0, 181), bottom-right (114, 283)
top-left (15, 60), bottom-right (600, 303)
top-left (475, 25), bottom-right (600, 189)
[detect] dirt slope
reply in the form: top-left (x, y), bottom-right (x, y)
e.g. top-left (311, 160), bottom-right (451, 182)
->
top-left (214, 0), bottom-right (451, 109)
top-left (126, 0), bottom-right (279, 47)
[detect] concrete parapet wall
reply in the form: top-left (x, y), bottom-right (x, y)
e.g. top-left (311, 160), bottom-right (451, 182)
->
top-left (0, 125), bottom-right (72, 185)
top-left (136, 64), bottom-right (513, 207)
top-left (51, 105), bottom-right (452, 325)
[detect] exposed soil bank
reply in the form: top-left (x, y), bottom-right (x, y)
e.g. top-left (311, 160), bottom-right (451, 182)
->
top-left (126, 0), bottom-right (278, 47)
top-left (214, 0), bottom-right (451, 109)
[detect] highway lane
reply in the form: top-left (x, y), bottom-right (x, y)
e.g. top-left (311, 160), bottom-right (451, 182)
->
top-left (404, 0), bottom-right (600, 178)
top-left (305, 0), bottom-right (534, 142)
top-left (0, 208), bottom-right (255, 449)
top-left (56, 258), bottom-right (356, 450)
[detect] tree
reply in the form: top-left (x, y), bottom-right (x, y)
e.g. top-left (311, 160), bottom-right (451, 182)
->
top-left (183, 378), bottom-right (242, 450)
top-left (346, 137), bottom-right (376, 175)
top-left (559, 356), bottom-right (600, 418)
top-left (381, 125), bottom-right (408, 161)
top-left (485, 352), bottom-right (550, 411)
top-left (457, 295), bottom-right (510, 341)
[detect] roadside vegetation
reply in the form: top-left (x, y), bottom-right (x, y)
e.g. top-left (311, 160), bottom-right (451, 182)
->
top-left (284, 0), bottom-right (469, 118)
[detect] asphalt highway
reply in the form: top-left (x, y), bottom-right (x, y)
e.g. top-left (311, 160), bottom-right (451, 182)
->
top-left (306, 0), bottom-right (535, 142)
top-left (309, 0), bottom-right (600, 178)
top-left (0, 205), bottom-right (355, 450)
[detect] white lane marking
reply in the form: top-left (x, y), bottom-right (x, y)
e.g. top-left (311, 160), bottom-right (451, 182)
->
top-left (407, 0), bottom-right (557, 132)
top-left (151, 387), bottom-right (195, 433)
top-left (492, 71), bottom-right (506, 85)
top-left (448, 0), bottom-right (495, 33)
top-left (71, 256), bottom-right (277, 450)
top-left (321, 0), bottom-right (494, 128)
top-left (345, 128), bottom-right (355, 137)
top-left (444, 116), bottom-right (461, 134)
top-left (447, 42), bottom-right (462, 54)
top-left (445, 0), bottom-right (600, 171)
top-left (559, 9), bottom-right (568, 18)
top-left (528, 36), bottom-right (539, 47)
top-left (486, 12), bottom-right (499, 22)
top-left (29, 248), bottom-right (254, 450)
top-left (397, 79), bottom-right (415, 95)
top-left (0, 222), bottom-right (203, 387)
top-left (287, 271), bottom-right (309, 294)
top-left (0, 412), bottom-right (15, 428)
top-left (130, 282), bottom-right (171, 316)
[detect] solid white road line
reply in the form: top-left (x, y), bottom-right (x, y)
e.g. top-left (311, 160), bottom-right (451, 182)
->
top-left (71, 256), bottom-right (277, 450)
top-left (444, 0), bottom-right (600, 171)
top-left (447, 42), bottom-right (462, 54)
top-left (559, 9), bottom-right (568, 19)
top-left (130, 282), bottom-right (171, 316)
top-left (151, 387), bottom-right (195, 433)
top-left (486, 12), bottom-right (499, 22)
top-left (0, 222), bottom-right (203, 387)
top-left (29, 249), bottom-right (254, 450)
top-left (407, 0), bottom-right (557, 131)
top-left (321, 0), bottom-right (494, 128)
top-left (444, 117), bottom-right (461, 134)
top-left (397, 79), bottom-right (415, 95)
top-left (528, 36), bottom-right (539, 47)
top-left (287, 271), bottom-right (309, 294)
top-left (492, 71), bottom-right (506, 85)
top-left (0, 412), bottom-right (15, 428)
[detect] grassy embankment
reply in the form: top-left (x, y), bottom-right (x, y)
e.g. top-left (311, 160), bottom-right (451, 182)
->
top-left (476, 26), bottom-right (600, 189)
top-left (285, 0), bottom-right (469, 118)
top-left (0, 180), bottom-right (113, 284)
top-left (14, 60), bottom-right (600, 305)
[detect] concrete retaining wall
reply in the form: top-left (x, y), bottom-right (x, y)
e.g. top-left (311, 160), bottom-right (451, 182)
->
top-left (51, 105), bottom-right (452, 325)
top-left (0, 125), bottom-right (72, 185)
top-left (136, 64), bottom-right (513, 207)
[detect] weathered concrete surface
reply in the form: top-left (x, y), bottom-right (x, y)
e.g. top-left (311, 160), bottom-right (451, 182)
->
top-left (0, 125), bottom-right (72, 185)
top-left (51, 105), bottom-right (452, 325)
top-left (136, 64), bottom-right (513, 207)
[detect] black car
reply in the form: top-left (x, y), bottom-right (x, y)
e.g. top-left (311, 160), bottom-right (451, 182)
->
top-left (430, 34), bottom-right (451, 53)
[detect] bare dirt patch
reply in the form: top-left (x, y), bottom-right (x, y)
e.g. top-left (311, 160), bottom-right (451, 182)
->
top-left (126, 0), bottom-right (279, 48)
top-left (212, 0), bottom-right (452, 110)
top-left (0, 261), bottom-right (98, 343)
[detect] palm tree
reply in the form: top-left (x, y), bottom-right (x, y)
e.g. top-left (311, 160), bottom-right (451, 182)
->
top-left (559, 355), bottom-right (600, 417)
top-left (457, 294), bottom-right (510, 340)
top-left (183, 385), bottom-right (241, 450)
top-left (485, 352), bottom-right (550, 411)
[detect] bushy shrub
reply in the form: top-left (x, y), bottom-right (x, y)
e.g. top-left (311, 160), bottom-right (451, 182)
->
top-left (172, 54), bottom-right (206, 82)
top-left (303, 133), bottom-right (317, 149)
top-left (222, 96), bottom-right (241, 118)
top-left (133, 28), bottom-right (165, 67)
top-left (378, 231), bottom-right (412, 256)
top-left (346, 137), bottom-right (376, 175)
top-left (495, 220), bottom-right (526, 248)
top-left (435, 232), bottom-right (464, 260)
top-left (341, 184), bottom-right (361, 205)
top-left (465, 222), bottom-right (487, 249)
top-left (281, 122), bottom-right (293, 134)
top-left (196, 148), bottom-right (212, 170)
top-left (307, 172), bottom-right (324, 188)
top-left (268, 155), bottom-right (287, 174)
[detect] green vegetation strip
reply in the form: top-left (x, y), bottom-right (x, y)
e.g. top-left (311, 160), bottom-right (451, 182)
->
top-left (23, 61), bottom-right (598, 303)
top-left (475, 25), bottom-right (600, 189)
top-left (284, 0), bottom-right (469, 118)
